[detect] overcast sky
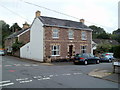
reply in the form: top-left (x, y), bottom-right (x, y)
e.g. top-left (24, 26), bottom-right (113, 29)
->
top-left (0, 0), bottom-right (119, 33)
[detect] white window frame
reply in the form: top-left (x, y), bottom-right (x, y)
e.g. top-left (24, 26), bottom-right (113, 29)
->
top-left (68, 30), bottom-right (74, 39)
top-left (81, 31), bottom-right (87, 40)
top-left (51, 45), bottom-right (60, 56)
top-left (81, 46), bottom-right (87, 53)
top-left (52, 29), bottom-right (59, 38)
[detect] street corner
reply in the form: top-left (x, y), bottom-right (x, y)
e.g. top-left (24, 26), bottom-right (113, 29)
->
top-left (88, 69), bottom-right (120, 83)
top-left (88, 69), bottom-right (112, 78)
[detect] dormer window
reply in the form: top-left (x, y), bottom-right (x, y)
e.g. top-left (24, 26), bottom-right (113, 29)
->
top-left (52, 29), bottom-right (59, 38)
top-left (68, 30), bottom-right (74, 39)
top-left (81, 31), bottom-right (87, 40)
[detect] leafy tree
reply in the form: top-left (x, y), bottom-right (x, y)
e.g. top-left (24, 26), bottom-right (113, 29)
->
top-left (112, 28), bottom-right (120, 43)
top-left (89, 25), bottom-right (106, 39)
top-left (113, 28), bottom-right (120, 34)
top-left (96, 32), bottom-right (111, 39)
top-left (89, 25), bottom-right (106, 34)
top-left (0, 20), bottom-right (11, 47)
top-left (10, 23), bottom-right (21, 32)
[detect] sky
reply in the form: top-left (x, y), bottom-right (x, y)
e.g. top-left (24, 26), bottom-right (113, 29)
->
top-left (0, 0), bottom-right (119, 33)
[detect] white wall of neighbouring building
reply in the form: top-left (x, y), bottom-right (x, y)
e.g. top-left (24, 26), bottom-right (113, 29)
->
top-left (20, 43), bottom-right (31, 59)
top-left (20, 18), bottom-right (44, 62)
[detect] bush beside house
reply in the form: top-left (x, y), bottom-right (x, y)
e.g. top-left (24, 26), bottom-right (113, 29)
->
top-left (12, 39), bottom-right (24, 57)
top-left (112, 45), bottom-right (120, 58)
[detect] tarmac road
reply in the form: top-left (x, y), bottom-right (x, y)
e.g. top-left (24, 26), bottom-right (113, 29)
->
top-left (1, 56), bottom-right (119, 88)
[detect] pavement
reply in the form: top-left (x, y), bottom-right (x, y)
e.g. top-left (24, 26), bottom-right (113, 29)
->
top-left (88, 66), bottom-right (120, 83)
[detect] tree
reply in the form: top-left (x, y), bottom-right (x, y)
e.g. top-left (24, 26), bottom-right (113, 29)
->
top-left (89, 25), bottom-right (106, 39)
top-left (113, 28), bottom-right (120, 34)
top-left (10, 23), bottom-right (21, 32)
top-left (0, 20), bottom-right (11, 47)
top-left (96, 32), bottom-right (111, 39)
top-left (112, 28), bottom-right (120, 43)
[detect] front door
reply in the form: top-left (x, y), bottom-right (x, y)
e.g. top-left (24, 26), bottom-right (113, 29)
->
top-left (68, 45), bottom-right (73, 58)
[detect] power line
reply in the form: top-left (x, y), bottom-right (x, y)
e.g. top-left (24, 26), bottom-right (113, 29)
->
top-left (19, 0), bottom-right (115, 30)
top-left (19, 0), bottom-right (80, 20)
top-left (0, 4), bottom-right (31, 23)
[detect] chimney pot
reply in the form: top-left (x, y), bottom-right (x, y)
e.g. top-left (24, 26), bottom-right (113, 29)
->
top-left (35, 10), bottom-right (41, 17)
top-left (23, 22), bottom-right (29, 30)
top-left (80, 19), bottom-right (85, 23)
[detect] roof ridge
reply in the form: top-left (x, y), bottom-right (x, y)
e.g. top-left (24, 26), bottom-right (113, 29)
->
top-left (40, 16), bottom-right (81, 23)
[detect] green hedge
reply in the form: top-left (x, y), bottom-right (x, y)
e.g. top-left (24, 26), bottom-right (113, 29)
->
top-left (112, 45), bottom-right (120, 58)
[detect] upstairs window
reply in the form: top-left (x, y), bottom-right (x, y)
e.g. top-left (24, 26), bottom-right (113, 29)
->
top-left (53, 29), bottom-right (59, 38)
top-left (51, 45), bottom-right (60, 56)
top-left (68, 30), bottom-right (74, 39)
top-left (81, 31), bottom-right (87, 40)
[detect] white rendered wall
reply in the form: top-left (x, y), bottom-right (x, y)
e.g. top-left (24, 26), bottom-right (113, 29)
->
top-left (30, 18), bottom-right (44, 61)
top-left (20, 18), bottom-right (44, 61)
top-left (20, 43), bottom-right (31, 59)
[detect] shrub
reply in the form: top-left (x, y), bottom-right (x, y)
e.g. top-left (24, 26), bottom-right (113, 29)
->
top-left (12, 39), bottom-right (24, 52)
top-left (112, 45), bottom-right (120, 58)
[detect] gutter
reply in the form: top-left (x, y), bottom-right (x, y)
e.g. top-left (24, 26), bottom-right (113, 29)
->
top-left (43, 24), bottom-right (92, 31)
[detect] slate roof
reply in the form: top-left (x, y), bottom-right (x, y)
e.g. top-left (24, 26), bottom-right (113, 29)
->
top-left (39, 16), bottom-right (92, 31)
top-left (93, 39), bottom-right (120, 45)
top-left (6, 16), bottom-right (92, 39)
top-left (6, 28), bottom-right (29, 39)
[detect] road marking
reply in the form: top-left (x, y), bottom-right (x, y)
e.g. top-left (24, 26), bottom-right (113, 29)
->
top-left (23, 64), bottom-right (31, 66)
top-left (32, 64), bottom-right (38, 66)
top-left (16, 78), bottom-right (28, 81)
top-left (42, 77), bottom-right (50, 80)
top-left (13, 64), bottom-right (21, 66)
top-left (38, 77), bottom-right (50, 80)
top-left (4, 64), bottom-right (39, 67)
top-left (33, 76), bottom-right (42, 79)
top-left (62, 73), bottom-right (71, 76)
top-left (49, 75), bottom-right (54, 77)
top-left (5, 65), bottom-right (12, 67)
top-left (1, 72), bottom-right (83, 87)
top-left (73, 73), bottom-right (82, 75)
top-left (0, 80), bottom-right (14, 87)
top-left (9, 70), bottom-right (16, 72)
top-left (19, 80), bottom-right (32, 83)
top-left (0, 80), bottom-right (10, 84)
top-left (0, 82), bottom-right (14, 87)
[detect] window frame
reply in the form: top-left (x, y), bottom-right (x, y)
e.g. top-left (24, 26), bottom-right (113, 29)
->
top-left (68, 30), bottom-right (74, 39)
top-left (81, 46), bottom-right (87, 53)
top-left (81, 31), bottom-right (87, 40)
top-left (51, 45), bottom-right (60, 56)
top-left (52, 29), bottom-right (59, 39)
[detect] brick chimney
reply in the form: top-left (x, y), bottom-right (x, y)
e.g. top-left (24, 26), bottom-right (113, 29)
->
top-left (80, 19), bottom-right (85, 24)
top-left (35, 10), bottom-right (41, 17)
top-left (23, 22), bottom-right (29, 30)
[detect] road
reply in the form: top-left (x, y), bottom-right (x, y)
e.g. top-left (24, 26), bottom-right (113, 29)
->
top-left (0, 56), bottom-right (119, 88)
